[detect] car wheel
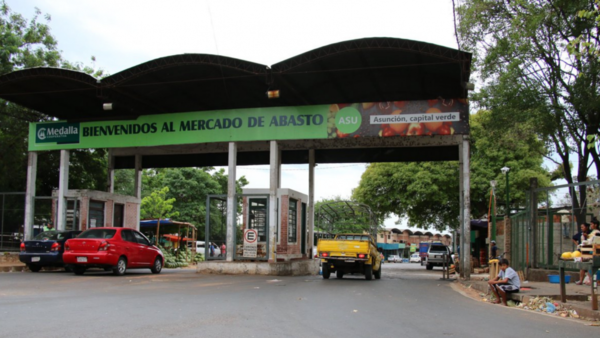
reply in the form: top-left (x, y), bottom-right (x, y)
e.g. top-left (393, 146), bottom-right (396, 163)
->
top-left (426, 263), bottom-right (433, 270)
top-left (336, 270), bottom-right (344, 279)
top-left (374, 265), bottom-right (381, 280)
top-left (151, 257), bottom-right (163, 274)
top-left (113, 257), bottom-right (127, 276)
top-left (322, 263), bottom-right (331, 279)
top-left (364, 265), bottom-right (373, 280)
top-left (73, 266), bottom-right (86, 275)
top-left (28, 265), bottom-right (41, 272)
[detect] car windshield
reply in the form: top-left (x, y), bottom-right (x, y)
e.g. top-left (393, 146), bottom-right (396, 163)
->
top-left (78, 229), bottom-right (116, 239)
top-left (33, 231), bottom-right (67, 240)
top-left (430, 245), bottom-right (447, 252)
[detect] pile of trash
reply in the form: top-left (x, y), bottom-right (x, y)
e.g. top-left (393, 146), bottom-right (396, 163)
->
top-left (482, 295), bottom-right (581, 318)
top-left (517, 296), bottom-right (580, 318)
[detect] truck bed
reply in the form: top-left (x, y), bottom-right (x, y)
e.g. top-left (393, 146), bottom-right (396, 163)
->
top-left (317, 238), bottom-right (372, 260)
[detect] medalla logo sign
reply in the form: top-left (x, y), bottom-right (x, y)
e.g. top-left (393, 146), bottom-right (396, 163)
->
top-left (35, 122), bottom-right (80, 144)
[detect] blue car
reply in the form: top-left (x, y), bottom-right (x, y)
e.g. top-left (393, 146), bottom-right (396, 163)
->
top-left (19, 230), bottom-right (81, 272)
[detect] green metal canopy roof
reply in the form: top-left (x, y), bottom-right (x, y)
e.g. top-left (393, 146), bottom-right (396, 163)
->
top-left (0, 37), bottom-right (471, 122)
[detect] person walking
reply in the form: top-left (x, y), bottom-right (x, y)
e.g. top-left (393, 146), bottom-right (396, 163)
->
top-left (490, 240), bottom-right (498, 260)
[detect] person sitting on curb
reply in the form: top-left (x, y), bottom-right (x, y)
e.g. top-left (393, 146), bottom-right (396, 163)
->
top-left (488, 258), bottom-right (521, 306)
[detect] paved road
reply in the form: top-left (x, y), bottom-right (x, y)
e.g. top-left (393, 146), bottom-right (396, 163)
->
top-left (0, 262), bottom-right (596, 338)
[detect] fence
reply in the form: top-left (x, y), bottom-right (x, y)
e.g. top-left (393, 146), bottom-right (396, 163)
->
top-left (510, 180), bottom-right (599, 271)
top-left (0, 193), bottom-right (55, 252)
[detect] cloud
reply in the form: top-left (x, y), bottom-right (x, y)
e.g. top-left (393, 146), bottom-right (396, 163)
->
top-left (10, 0), bottom-right (458, 73)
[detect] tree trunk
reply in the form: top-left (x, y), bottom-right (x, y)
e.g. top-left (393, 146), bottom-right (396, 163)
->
top-left (155, 218), bottom-right (161, 246)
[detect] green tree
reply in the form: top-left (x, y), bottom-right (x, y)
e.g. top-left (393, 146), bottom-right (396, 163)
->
top-left (141, 167), bottom-right (248, 240)
top-left (352, 110), bottom-right (551, 231)
top-left (0, 1), bottom-right (106, 195)
top-left (141, 186), bottom-right (179, 244)
top-left (0, 2), bottom-right (107, 232)
top-left (113, 169), bottom-right (136, 196)
top-left (315, 196), bottom-right (380, 235)
top-left (456, 0), bottom-right (600, 224)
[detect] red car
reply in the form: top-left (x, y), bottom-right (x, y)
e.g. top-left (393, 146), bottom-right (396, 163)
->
top-left (63, 227), bottom-right (164, 276)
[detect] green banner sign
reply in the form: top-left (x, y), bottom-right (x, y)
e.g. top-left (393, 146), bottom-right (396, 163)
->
top-left (29, 99), bottom-right (468, 151)
top-left (35, 122), bottom-right (80, 144)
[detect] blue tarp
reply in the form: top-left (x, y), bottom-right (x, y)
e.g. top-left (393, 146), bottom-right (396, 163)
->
top-left (471, 219), bottom-right (488, 229)
top-left (140, 219), bottom-right (176, 227)
top-left (377, 243), bottom-right (400, 250)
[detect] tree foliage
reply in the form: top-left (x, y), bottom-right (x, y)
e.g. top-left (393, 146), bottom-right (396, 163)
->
top-left (314, 196), bottom-right (379, 235)
top-left (141, 186), bottom-right (179, 244)
top-left (352, 110), bottom-right (551, 231)
top-left (134, 167), bottom-right (248, 240)
top-left (0, 2), bottom-right (106, 197)
top-left (140, 186), bottom-right (179, 220)
top-left (456, 0), bottom-right (600, 224)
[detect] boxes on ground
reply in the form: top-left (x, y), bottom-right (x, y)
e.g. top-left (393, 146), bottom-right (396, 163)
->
top-left (474, 267), bottom-right (490, 274)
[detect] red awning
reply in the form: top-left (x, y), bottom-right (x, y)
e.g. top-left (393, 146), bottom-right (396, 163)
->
top-left (162, 234), bottom-right (192, 242)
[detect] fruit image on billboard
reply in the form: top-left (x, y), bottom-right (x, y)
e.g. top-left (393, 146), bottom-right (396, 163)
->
top-left (326, 99), bottom-right (468, 139)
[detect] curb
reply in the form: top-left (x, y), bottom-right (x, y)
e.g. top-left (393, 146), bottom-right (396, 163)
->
top-left (458, 280), bottom-right (600, 321)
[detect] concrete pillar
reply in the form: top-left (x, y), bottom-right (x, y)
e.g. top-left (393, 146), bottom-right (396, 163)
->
top-left (56, 150), bottom-right (70, 231)
top-left (277, 147), bottom-right (282, 188)
top-left (107, 149), bottom-right (114, 193)
top-left (134, 155), bottom-right (142, 229)
top-left (308, 149), bottom-right (315, 258)
top-left (226, 142), bottom-right (237, 262)
top-left (24, 152), bottom-right (38, 240)
top-left (269, 141), bottom-right (280, 262)
top-left (459, 143), bottom-right (465, 278)
top-left (461, 136), bottom-right (471, 279)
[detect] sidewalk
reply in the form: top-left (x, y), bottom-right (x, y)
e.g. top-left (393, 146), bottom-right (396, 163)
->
top-left (0, 262), bottom-right (27, 272)
top-left (458, 273), bottom-right (600, 321)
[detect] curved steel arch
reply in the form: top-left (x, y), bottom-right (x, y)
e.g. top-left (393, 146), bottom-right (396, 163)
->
top-left (315, 200), bottom-right (379, 238)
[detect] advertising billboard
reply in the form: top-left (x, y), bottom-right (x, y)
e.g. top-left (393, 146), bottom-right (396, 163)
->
top-left (29, 99), bottom-right (468, 151)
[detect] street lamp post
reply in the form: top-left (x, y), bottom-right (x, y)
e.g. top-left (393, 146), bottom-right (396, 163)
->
top-left (501, 167), bottom-right (510, 215)
top-left (490, 180), bottom-right (497, 242)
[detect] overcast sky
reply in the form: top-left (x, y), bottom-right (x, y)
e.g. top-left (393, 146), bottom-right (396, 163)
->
top-left (9, 0), bottom-right (460, 232)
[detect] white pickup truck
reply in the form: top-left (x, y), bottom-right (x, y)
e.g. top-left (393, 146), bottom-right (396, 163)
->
top-left (188, 241), bottom-right (221, 257)
top-left (425, 244), bottom-right (451, 270)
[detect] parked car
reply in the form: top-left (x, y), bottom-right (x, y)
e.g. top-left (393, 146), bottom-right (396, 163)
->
top-left (63, 227), bottom-right (164, 276)
top-left (19, 230), bottom-right (81, 272)
top-left (409, 253), bottom-right (421, 263)
top-left (425, 244), bottom-right (451, 270)
top-left (188, 241), bottom-right (221, 257)
top-left (388, 255), bottom-right (402, 263)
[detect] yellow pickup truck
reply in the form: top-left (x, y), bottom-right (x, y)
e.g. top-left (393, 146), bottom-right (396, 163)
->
top-left (317, 234), bottom-right (382, 280)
